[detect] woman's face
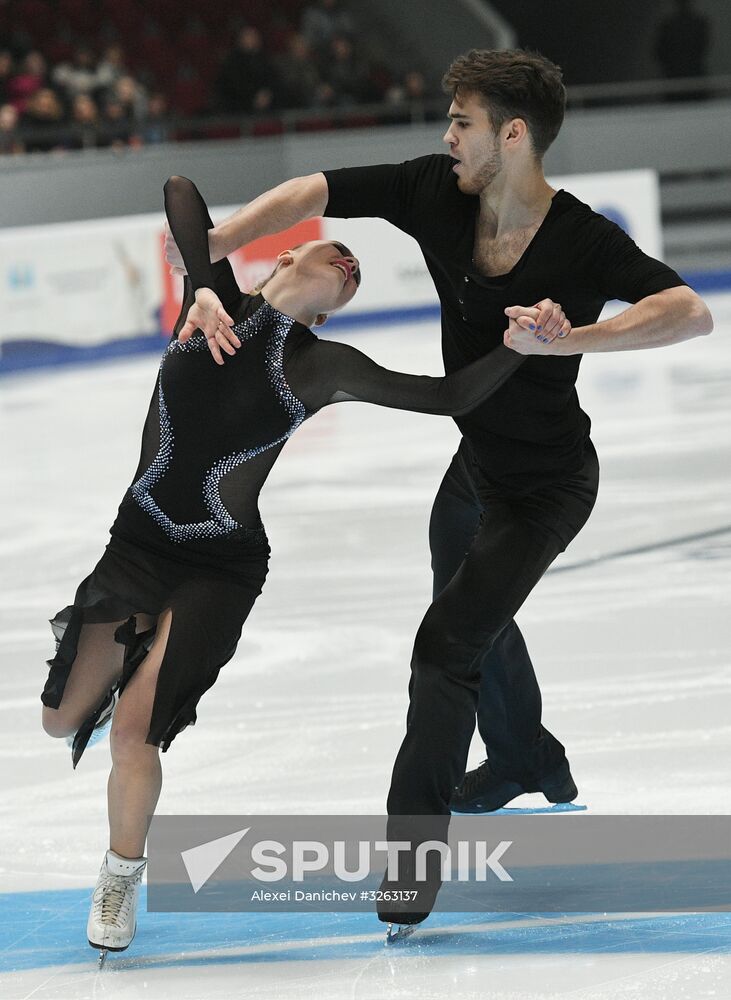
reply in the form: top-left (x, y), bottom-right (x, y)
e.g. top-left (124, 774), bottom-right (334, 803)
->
top-left (283, 240), bottom-right (361, 312)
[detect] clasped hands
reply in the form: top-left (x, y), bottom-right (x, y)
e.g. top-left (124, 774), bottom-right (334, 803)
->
top-left (177, 292), bottom-right (572, 366)
top-left (503, 299), bottom-right (572, 355)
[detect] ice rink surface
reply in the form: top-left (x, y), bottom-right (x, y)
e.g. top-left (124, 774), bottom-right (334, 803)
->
top-left (1, 293), bottom-right (730, 999)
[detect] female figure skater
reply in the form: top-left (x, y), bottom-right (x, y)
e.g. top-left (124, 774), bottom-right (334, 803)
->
top-left (40, 175), bottom-right (523, 960)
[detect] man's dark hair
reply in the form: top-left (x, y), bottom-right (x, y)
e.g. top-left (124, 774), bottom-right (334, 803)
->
top-left (442, 49), bottom-right (566, 159)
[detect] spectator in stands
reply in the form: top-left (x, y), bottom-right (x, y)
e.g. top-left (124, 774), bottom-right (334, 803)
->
top-left (215, 26), bottom-right (276, 114)
top-left (274, 32), bottom-right (327, 109)
top-left (0, 102), bottom-right (25, 154)
top-left (387, 69), bottom-right (426, 104)
top-left (101, 97), bottom-right (134, 148)
top-left (654, 0), bottom-right (710, 98)
top-left (319, 34), bottom-right (375, 105)
top-left (301, 0), bottom-right (354, 57)
top-left (112, 74), bottom-right (148, 120)
top-left (21, 86), bottom-right (64, 152)
top-left (68, 93), bottom-right (101, 150)
top-left (0, 50), bottom-right (14, 106)
top-left (8, 50), bottom-right (49, 113)
top-left (385, 69), bottom-right (441, 123)
top-left (141, 92), bottom-right (170, 144)
top-left (96, 44), bottom-right (128, 97)
top-left (52, 45), bottom-right (103, 102)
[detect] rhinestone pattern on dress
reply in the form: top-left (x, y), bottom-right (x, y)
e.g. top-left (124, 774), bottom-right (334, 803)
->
top-left (131, 301), bottom-right (305, 543)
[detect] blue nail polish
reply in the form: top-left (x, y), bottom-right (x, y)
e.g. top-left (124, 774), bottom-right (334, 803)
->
top-left (537, 325), bottom-right (542, 331)
top-left (529, 324), bottom-right (536, 331)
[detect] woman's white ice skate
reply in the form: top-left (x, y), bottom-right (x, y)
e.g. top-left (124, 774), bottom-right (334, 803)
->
top-left (87, 849), bottom-right (147, 967)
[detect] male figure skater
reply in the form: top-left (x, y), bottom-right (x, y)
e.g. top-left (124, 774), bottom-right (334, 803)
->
top-left (166, 50), bottom-right (713, 825)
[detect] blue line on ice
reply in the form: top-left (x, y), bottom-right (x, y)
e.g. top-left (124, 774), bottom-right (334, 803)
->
top-left (2, 888), bottom-right (731, 973)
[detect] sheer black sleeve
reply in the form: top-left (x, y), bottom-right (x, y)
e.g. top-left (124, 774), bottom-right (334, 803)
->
top-left (163, 175), bottom-right (243, 319)
top-left (286, 337), bottom-right (524, 417)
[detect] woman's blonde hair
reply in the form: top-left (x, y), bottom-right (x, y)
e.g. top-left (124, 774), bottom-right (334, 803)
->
top-left (248, 265), bottom-right (280, 295)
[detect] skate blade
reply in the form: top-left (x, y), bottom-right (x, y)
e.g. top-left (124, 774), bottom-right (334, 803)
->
top-left (385, 922), bottom-right (417, 945)
top-left (89, 939), bottom-right (129, 967)
top-left (489, 801), bottom-right (588, 816)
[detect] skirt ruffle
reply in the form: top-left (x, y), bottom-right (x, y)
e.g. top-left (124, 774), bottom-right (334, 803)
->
top-left (42, 531), bottom-right (270, 765)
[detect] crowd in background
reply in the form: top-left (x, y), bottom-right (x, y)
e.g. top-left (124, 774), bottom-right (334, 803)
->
top-left (0, 0), bottom-right (437, 155)
top-left (0, 43), bottom-right (170, 152)
top-left (0, 0), bottom-right (716, 156)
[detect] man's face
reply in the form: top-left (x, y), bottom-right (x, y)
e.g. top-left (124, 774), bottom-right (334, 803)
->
top-left (443, 91), bottom-right (503, 195)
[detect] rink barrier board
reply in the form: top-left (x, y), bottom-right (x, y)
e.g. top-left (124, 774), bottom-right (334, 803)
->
top-left (0, 168), bottom-right (671, 376)
top-left (0, 269), bottom-right (728, 376)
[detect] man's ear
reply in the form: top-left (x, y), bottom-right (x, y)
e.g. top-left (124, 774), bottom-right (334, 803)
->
top-left (277, 250), bottom-right (294, 267)
top-left (314, 313), bottom-right (328, 326)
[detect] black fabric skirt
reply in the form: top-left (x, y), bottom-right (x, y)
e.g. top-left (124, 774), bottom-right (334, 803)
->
top-left (42, 525), bottom-right (270, 762)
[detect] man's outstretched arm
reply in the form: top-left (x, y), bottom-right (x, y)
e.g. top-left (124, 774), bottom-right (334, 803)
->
top-left (165, 172), bottom-right (329, 273)
top-left (164, 172), bottom-right (329, 350)
top-left (504, 287), bottom-right (713, 356)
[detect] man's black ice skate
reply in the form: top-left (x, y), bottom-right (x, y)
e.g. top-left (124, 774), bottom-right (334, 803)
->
top-left (377, 836), bottom-right (440, 943)
top-left (385, 922), bottom-right (418, 945)
top-left (538, 760), bottom-right (578, 805)
top-left (451, 759), bottom-right (577, 813)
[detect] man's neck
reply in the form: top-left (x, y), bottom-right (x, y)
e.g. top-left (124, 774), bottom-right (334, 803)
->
top-left (478, 165), bottom-right (555, 238)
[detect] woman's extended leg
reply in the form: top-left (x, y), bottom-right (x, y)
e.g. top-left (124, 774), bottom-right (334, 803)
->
top-left (107, 609), bottom-right (172, 858)
top-left (85, 611), bottom-right (172, 958)
top-left (87, 568), bottom-right (266, 954)
top-left (106, 575), bottom-right (259, 856)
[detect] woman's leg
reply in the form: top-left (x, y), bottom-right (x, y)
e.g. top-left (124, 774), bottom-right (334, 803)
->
top-left (42, 615), bottom-right (157, 739)
top-left (107, 609), bottom-right (172, 859)
top-left (105, 566), bottom-right (267, 858)
top-left (42, 621), bottom-right (125, 739)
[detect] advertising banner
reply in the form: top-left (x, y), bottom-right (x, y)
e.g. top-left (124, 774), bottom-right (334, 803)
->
top-left (0, 169), bottom-right (663, 373)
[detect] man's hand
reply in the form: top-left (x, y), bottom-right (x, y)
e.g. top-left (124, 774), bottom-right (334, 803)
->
top-left (503, 299), bottom-right (571, 355)
top-left (179, 288), bottom-right (239, 365)
top-left (164, 222), bottom-right (186, 276)
top-left (165, 222), bottom-right (224, 275)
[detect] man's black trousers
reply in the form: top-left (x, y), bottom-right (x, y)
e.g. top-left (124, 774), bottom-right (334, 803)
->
top-left (387, 436), bottom-right (600, 817)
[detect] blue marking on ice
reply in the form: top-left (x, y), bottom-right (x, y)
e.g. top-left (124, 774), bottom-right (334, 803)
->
top-left (2, 887), bottom-right (731, 973)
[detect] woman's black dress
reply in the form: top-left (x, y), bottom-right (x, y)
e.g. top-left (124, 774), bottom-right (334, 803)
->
top-left (41, 176), bottom-right (523, 765)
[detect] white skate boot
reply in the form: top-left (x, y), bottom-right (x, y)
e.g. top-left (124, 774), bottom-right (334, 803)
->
top-left (87, 849), bottom-right (147, 966)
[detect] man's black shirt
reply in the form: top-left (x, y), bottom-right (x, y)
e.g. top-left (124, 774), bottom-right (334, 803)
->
top-left (324, 154), bottom-right (686, 491)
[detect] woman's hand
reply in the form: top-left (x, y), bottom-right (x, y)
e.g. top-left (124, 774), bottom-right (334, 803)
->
top-left (178, 288), bottom-right (240, 365)
top-left (503, 299), bottom-right (572, 355)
